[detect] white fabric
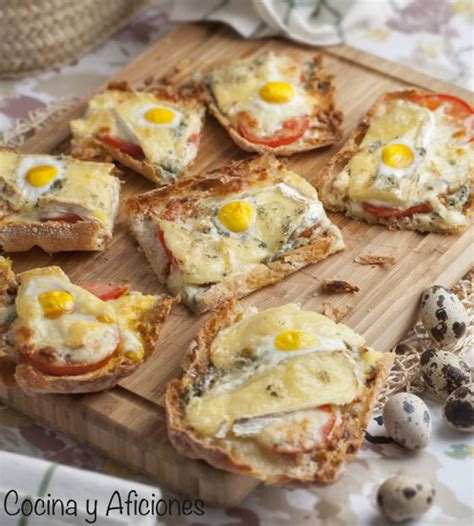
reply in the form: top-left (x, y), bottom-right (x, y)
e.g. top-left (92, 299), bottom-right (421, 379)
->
top-left (0, 451), bottom-right (158, 525)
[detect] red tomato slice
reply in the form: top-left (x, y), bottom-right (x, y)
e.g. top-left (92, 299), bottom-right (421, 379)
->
top-left (188, 133), bottom-right (201, 145)
top-left (20, 349), bottom-right (115, 377)
top-left (158, 228), bottom-right (178, 266)
top-left (78, 281), bottom-right (129, 301)
top-left (101, 135), bottom-right (144, 158)
top-left (41, 213), bottom-right (83, 223)
top-left (409, 93), bottom-right (473, 118)
top-left (237, 115), bottom-right (310, 148)
top-left (318, 405), bottom-right (336, 441)
top-left (363, 202), bottom-right (432, 219)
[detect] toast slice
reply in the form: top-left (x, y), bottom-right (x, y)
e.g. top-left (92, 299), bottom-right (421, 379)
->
top-left (0, 148), bottom-right (120, 252)
top-left (71, 81), bottom-right (206, 185)
top-left (202, 51), bottom-right (343, 155)
top-left (126, 155), bottom-right (345, 314)
top-left (166, 300), bottom-right (393, 485)
top-left (314, 89), bottom-right (473, 234)
top-left (0, 258), bottom-right (177, 394)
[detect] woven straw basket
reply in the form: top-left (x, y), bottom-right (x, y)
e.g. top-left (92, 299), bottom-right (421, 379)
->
top-left (0, 0), bottom-right (152, 79)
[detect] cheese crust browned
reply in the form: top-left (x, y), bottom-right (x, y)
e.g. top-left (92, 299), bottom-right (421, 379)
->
top-left (203, 52), bottom-right (343, 155)
top-left (314, 89), bottom-right (473, 235)
top-left (126, 155), bottom-right (345, 313)
top-left (0, 259), bottom-right (177, 395)
top-left (71, 81), bottom-right (206, 186)
top-left (166, 300), bottom-right (393, 485)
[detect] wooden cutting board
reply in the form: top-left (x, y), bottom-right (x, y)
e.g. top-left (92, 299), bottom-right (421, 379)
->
top-left (1, 23), bottom-right (472, 508)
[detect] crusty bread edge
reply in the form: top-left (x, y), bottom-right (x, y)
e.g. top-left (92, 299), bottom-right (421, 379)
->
top-left (314, 88), bottom-right (473, 235)
top-left (0, 220), bottom-right (111, 253)
top-left (165, 300), bottom-right (394, 484)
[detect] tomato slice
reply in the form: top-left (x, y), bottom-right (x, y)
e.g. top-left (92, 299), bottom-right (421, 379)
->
top-left (101, 135), bottom-right (144, 158)
top-left (236, 114), bottom-right (310, 148)
top-left (78, 281), bottom-right (129, 301)
top-left (409, 93), bottom-right (473, 118)
top-left (20, 349), bottom-right (115, 377)
top-left (158, 228), bottom-right (178, 266)
top-left (41, 213), bottom-right (83, 223)
top-left (363, 202), bottom-right (432, 219)
top-left (318, 405), bottom-right (336, 441)
top-left (188, 133), bottom-right (201, 145)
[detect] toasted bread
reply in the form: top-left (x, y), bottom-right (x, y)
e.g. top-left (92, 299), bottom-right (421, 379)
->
top-left (126, 155), bottom-right (345, 314)
top-left (314, 89), bottom-right (473, 234)
top-left (202, 51), bottom-right (343, 155)
top-left (71, 81), bottom-right (206, 186)
top-left (0, 258), bottom-right (177, 395)
top-left (0, 148), bottom-right (120, 252)
top-left (166, 300), bottom-right (393, 485)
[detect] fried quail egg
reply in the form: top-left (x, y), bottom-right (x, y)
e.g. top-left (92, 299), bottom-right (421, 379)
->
top-left (134, 103), bottom-right (182, 129)
top-left (15, 271), bottom-right (120, 364)
top-left (17, 156), bottom-right (63, 203)
top-left (213, 199), bottom-right (256, 235)
top-left (253, 329), bottom-right (347, 367)
top-left (239, 81), bottom-right (311, 134)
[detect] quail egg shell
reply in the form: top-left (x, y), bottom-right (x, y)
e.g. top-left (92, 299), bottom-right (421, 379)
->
top-left (377, 474), bottom-right (435, 523)
top-left (420, 285), bottom-right (468, 347)
top-left (443, 382), bottom-right (474, 432)
top-left (383, 392), bottom-right (432, 450)
top-left (420, 348), bottom-right (471, 401)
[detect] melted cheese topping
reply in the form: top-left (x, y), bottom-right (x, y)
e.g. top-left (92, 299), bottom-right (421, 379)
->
top-left (11, 268), bottom-right (157, 366)
top-left (332, 98), bottom-right (473, 228)
top-left (160, 169), bottom-right (329, 286)
top-left (109, 291), bottom-right (156, 362)
top-left (13, 267), bottom-right (120, 364)
top-left (206, 51), bottom-right (315, 135)
top-left (0, 150), bottom-right (119, 233)
top-left (185, 304), bottom-right (375, 437)
top-left (71, 90), bottom-right (203, 176)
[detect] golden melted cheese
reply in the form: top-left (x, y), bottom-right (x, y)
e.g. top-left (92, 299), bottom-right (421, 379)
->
top-left (0, 150), bottom-right (119, 233)
top-left (332, 98), bottom-right (473, 228)
top-left (206, 51), bottom-right (315, 135)
top-left (185, 304), bottom-right (375, 437)
top-left (13, 267), bottom-right (120, 364)
top-left (109, 291), bottom-right (156, 362)
top-left (160, 169), bottom-right (327, 286)
top-left (11, 267), bottom-right (157, 366)
top-left (71, 90), bottom-right (203, 175)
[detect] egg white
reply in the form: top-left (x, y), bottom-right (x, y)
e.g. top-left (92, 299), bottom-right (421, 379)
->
top-left (16, 156), bottom-right (64, 204)
top-left (253, 333), bottom-right (347, 368)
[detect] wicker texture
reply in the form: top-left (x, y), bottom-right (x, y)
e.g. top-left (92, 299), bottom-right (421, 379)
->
top-left (0, 0), bottom-right (151, 78)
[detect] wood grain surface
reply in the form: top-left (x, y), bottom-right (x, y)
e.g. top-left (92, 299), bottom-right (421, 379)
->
top-left (1, 23), bottom-right (472, 506)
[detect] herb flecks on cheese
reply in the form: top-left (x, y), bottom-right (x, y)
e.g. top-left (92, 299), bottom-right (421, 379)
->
top-left (184, 304), bottom-right (377, 437)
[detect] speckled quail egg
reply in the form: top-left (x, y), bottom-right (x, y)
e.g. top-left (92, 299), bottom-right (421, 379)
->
top-left (420, 348), bottom-right (471, 401)
top-left (443, 382), bottom-right (474, 432)
top-left (420, 286), bottom-right (468, 347)
top-left (383, 393), bottom-right (432, 450)
top-left (377, 474), bottom-right (435, 523)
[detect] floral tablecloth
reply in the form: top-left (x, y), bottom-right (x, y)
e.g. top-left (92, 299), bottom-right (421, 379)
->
top-left (0, 1), bottom-right (473, 525)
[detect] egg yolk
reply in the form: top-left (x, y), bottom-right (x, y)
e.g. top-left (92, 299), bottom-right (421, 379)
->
top-left (144, 107), bottom-right (175, 125)
top-left (38, 290), bottom-right (75, 319)
top-left (25, 165), bottom-right (58, 187)
top-left (216, 200), bottom-right (253, 233)
top-left (275, 330), bottom-right (319, 351)
top-left (259, 81), bottom-right (295, 104)
top-left (381, 143), bottom-right (414, 169)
